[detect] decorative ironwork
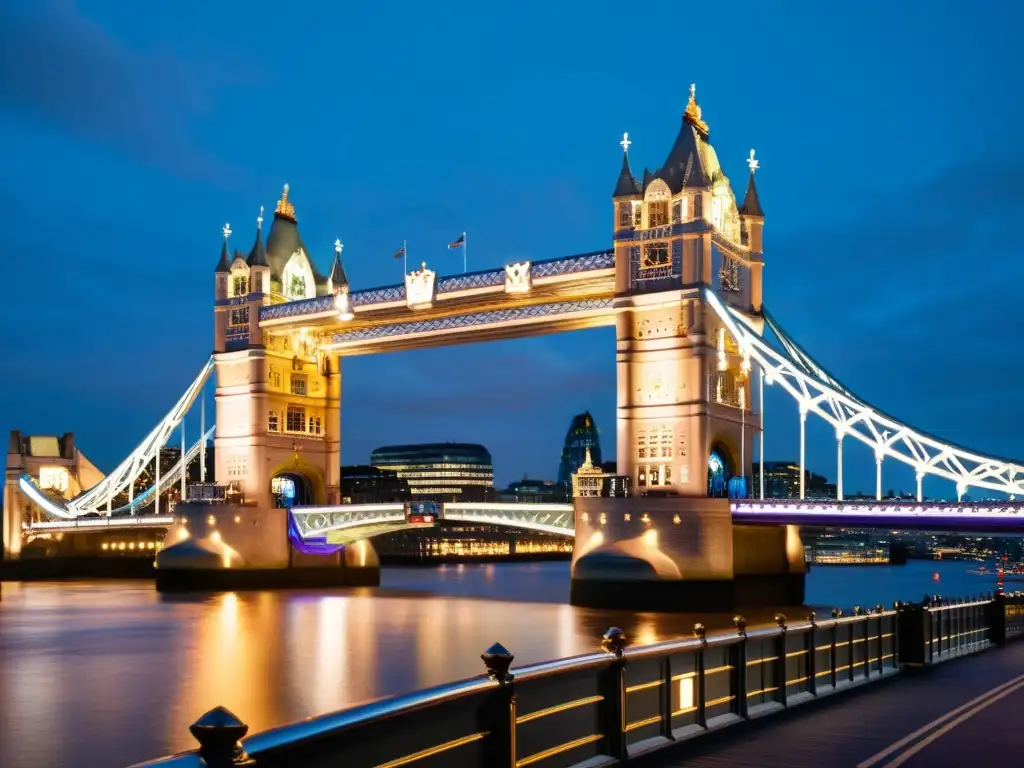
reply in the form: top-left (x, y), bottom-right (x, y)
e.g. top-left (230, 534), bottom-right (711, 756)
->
top-left (259, 296), bottom-right (333, 320)
top-left (330, 298), bottom-right (614, 345)
top-left (706, 289), bottom-right (1024, 497)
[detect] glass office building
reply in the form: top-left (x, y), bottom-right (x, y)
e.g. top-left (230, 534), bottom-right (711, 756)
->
top-left (557, 411), bottom-right (602, 489)
top-left (370, 442), bottom-right (495, 502)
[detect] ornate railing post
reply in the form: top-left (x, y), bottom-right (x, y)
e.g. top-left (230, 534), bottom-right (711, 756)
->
top-left (600, 627), bottom-right (628, 761)
top-left (481, 642), bottom-right (516, 768)
top-left (874, 605), bottom-right (885, 675)
top-left (774, 614), bottom-right (788, 707)
top-left (897, 600), bottom-right (928, 666)
top-left (806, 612), bottom-right (818, 696)
top-left (188, 707), bottom-right (255, 767)
top-left (990, 591), bottom-right (1008, 647)
top-left (693, 623), bottom-right (708, 729)
top-left (733, 616), bottom-right (749, 719)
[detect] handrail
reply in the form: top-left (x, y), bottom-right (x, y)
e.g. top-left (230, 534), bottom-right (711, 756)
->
top-left (131, 594), bottom-right (1021, 768)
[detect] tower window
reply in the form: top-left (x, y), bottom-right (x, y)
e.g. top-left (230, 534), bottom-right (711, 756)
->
top-left (643, 243), bottom-right (669, 269)
top-left (672, 200), bottom-right (682, 224)
top-left (268, 411), bottom-right (279, 432)
top-left (228, 307), bottom-right (249, 327)
top-left (290, 375), bottom-right (308, 396)
top-left (648, 201), bottom-right (669, 227)
top-left (618, 203), bottom-right (632, 228)
top-left (693, 194), bottom-right (703, 219)
top-left (634, 207), bottom-right (642, 227)
top-left (232, 275), bottom-right (249, 297)
top-left (286, 405), bottom-right (306, 432)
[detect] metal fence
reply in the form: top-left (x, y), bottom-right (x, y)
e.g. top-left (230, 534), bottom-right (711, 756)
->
top-left (131, 592), bottom-right (1022, 768)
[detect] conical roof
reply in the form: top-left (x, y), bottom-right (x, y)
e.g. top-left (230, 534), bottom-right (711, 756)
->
top-left (613, 151), bottom-right (640, 197)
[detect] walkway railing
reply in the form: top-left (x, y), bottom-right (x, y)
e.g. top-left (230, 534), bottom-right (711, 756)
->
top-left (131, 592), bottom-right (1023, 768)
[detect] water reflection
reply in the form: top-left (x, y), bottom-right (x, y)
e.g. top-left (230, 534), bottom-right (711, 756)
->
top-left (0, 560), bottom-right (1002, 768)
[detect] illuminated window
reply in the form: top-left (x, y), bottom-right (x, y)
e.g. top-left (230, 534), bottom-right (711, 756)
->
top-left (290, 375), bottom-right (307, 396)
top-left (633, 207), bottom-right (642, 227)
top-left (643, 243), bottom-right (669, 269)
top-left (232, 275), bottom-right (249, 297)
top-left (229, 307), bottom-right (249, 326)
top-left (648, 201), bottom-right (669, 227)
top-left (672, 200), bottom-right (682, 224)
top-left (286, 406), bottom-right (305, 432)
top-left (637, 466), bottom-right (647, 487)
top-left (618, 203), bottom-right (632, 228)
top-left (309, 416), bottom-right (321, 435)
top-left (693, 193), bottom-right (703, 219)
top-left (268, 411), bottom-right (279, 432)
top-left (39, 466), bottom-right (69, 493)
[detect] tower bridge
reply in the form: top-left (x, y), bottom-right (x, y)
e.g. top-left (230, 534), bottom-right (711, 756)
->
top-left (5, 87), bottom-right (1023, 606)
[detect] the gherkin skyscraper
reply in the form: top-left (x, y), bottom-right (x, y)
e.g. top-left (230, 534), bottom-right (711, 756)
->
top-left (557, 411), bottom-right (602, 489)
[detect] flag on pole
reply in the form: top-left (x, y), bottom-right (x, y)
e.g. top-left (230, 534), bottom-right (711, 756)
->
top-left (393, 243), bottom-right (406, 259)
top-left (448, 233), bottom-right (465, 249)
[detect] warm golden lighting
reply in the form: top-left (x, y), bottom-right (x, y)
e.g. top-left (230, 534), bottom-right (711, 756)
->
top-left (234, 515), bottom-right (242, 524)
top-left (672, 514), bottom-right (681, 524)
top-left (177, 526), bottom-right (189, 542)
top-left (679, 676), bottom-right (695, 709)
top-left (207, 515), bottom-right (217, 527)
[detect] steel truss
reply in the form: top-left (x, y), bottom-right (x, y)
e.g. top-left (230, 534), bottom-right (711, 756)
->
top-left (706, 290), bottom-right (1024, 497)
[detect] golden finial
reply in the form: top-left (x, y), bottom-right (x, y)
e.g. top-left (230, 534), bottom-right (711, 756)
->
top-left (747, 149), bottom-right (759, 173)
top-left (684, 83), bottom-right (709, 136)
top-left (275, 183), bottom-right (296, 221)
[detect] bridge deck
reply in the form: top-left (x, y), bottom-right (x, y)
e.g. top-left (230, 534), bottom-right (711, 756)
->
top-left (652, 641), bottom-right (1024, 767)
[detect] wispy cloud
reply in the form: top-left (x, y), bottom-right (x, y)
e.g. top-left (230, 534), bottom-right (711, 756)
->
top-left (0, 1), bottom-right (261, 181)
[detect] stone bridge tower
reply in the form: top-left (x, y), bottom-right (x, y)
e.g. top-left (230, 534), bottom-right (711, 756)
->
top-left (572, 88), bottom-right (804, 611)
top-left (212, 187), bottom-right (348, 510)
top-left (612, 86), bottom-right (764, 498)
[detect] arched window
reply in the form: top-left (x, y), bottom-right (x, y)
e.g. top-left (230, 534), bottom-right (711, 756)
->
top-left (281, 251), bottom-right (316, 300)
top-left (230, 264), bottom-right (250, 297)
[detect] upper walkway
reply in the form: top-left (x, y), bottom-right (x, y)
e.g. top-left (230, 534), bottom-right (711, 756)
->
top-left (655, 638), bottom-right (1024, 767)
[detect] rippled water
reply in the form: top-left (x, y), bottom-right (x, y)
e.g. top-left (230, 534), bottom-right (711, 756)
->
top-left (0, 560), bottom-right (1002, 767)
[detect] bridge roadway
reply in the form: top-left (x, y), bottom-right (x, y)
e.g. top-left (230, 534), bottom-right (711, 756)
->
top-left (651, 640), bottom-right (1024, 768)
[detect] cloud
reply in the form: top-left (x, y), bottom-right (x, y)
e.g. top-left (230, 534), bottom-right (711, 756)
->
top-left (0, 2), bottom-right (258, 180)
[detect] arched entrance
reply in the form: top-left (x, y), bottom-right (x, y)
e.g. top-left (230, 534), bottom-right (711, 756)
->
top-left (272, 472), bottom-right (314, 508)
top-left (707, 446), bottom-right (731, 498)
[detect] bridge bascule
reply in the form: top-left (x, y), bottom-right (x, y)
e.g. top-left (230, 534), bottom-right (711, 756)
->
top-left (5, 87), bottom-right (1023, 605)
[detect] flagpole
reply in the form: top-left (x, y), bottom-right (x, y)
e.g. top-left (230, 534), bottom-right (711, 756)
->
top-left (403, 239), bottom-right (407, 276)
top-left (463, 231), bottom-right (467, 274)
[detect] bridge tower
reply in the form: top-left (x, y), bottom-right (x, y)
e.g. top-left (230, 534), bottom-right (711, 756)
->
top-left (572, 88), bottom-right (803, 610)
top-left (613, 86), bottom-right (763, 497)
top-left (211, 187), bottom-right (345, 510)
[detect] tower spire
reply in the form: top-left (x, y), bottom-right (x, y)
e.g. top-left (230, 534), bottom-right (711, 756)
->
top-left (275, 183), bottom-right (296, 221)
top-left (247, 206), bottom-right (269, 267)
top-left (613, 131), bottom-right (640, 198)
top-left (683, 83), bottom-right (709, 136)
top-left (739, 149), bottom-right (764, 217)
top-left (328, 238), bottom-right (349, 290)
top-left (214, 223), bottom-right (232, 273)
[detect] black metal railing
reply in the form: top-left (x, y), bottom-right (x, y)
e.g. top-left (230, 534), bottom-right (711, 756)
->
top-left (131, 592), bottom-right (1023, 768)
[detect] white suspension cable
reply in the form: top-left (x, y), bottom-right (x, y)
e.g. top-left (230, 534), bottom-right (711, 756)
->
top-left (706, 290), bottom-right (1024, 497)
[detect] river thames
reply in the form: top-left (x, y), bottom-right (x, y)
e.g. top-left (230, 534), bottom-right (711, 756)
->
top-left (0, 560), bottom-right (1003, 767)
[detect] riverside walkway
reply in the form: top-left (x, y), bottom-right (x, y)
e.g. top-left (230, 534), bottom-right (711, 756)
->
top-left (133, 595), bottom-right (1022, 768)
top-left (658, 639), bottom-right (1024, 767)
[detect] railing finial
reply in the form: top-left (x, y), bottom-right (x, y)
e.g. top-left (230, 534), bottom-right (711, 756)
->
top-left (188, 706), bottom-right (253, 767)
top-left (481, 642), bottom-right (515, 684)
top-left (602, 627), bottom-right (627, 657)
top-left (733, 615), bottom-right (747, 635)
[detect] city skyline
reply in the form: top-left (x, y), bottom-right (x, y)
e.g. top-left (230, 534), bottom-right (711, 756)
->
top-left (1, 2), bottom-right (1022, 497)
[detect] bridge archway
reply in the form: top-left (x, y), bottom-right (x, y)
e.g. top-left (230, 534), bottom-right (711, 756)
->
top-left (269, 459), bottom-right (326, 508)
top-left (707, 444), bottom-right (732, 498)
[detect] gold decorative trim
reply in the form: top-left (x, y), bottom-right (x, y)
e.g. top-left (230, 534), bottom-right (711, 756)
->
top-left (515, 733), bottom-right (603, 767)
top-left (373, 731), bottom-right (486, 768)
top-left (515, 695), bottom-right (603, 724)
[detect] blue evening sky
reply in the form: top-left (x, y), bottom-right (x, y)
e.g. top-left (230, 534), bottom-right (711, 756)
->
top-left (1, 1), bottom-right (1021, 495)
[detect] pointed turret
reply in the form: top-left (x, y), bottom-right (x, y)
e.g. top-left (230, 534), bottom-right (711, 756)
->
top-left (654, 84), bottom-right (713, 193)
top-left (328, 239), bottom-right (348, 290)
top-left (247, 207), bottom-right (269, 268)
top-left (738, 149), bottom-right (764, 217)
top-left (215, 223), bottom-right (232, 273)
top-left (613, 132), bottom-right (640, 197)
